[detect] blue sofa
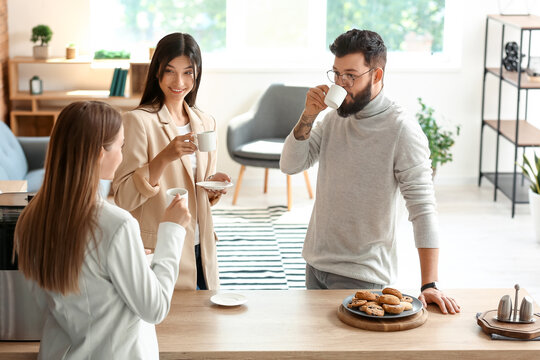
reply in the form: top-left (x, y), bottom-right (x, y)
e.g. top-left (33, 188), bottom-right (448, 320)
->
top-left (0, 121), bottom-right (48, 192)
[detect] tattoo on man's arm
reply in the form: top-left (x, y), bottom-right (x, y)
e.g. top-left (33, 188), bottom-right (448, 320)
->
top-left (293, 114), bottom-right (317, 140)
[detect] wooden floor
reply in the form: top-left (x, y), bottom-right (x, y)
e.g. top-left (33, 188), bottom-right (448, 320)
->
top-left (215, 181), bottom-right (540, 303)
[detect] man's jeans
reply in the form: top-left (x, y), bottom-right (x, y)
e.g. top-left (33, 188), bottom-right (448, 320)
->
top-left (305, 263), bottom-right (383, 289)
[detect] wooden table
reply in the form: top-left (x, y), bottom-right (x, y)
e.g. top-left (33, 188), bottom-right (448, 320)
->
top-left (1, 289), bottom-right (540, 359)
top-left (0, 180), bottom-right (27, 193)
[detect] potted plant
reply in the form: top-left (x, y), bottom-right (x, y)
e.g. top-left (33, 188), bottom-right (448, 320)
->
top-left (93, 49), bottom-right (131, 59)
top-left (31, 25), bottom-right (53, 59)
top-left (518, 152), bottom-right (540, 243)
top-left (66, 43), bottom-right (77, 60)
top-left (416, 97), bottom-right (461, 178)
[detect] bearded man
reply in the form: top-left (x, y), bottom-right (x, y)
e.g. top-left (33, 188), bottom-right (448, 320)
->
top-left (280, 29), bottom-right (460, 314)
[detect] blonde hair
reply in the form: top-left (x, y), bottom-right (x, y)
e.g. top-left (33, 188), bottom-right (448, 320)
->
top-left (14, 101), bottom-right (122, 295)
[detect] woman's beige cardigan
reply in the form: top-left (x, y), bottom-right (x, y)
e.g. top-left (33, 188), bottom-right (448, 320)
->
top-left (113, 103), bottom-right (220, 290)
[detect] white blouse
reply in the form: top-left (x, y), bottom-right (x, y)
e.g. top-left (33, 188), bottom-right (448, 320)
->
top-left (31, 198), bottom-right (185, 360)
top-left (176, 122), bottom-right (200, 246)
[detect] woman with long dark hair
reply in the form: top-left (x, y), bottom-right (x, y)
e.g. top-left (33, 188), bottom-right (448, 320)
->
top-left (15, 101), bottom-right (190, 359)
top-left (113, 33), bottom-right (230, 290)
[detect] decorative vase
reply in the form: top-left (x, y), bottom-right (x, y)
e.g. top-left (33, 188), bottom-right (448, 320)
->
top-left (29, 76), bottom-right (43, 95)
top-left (65, 47), bottom-right (77, 60)
top-left (529, 188), bottom-right (540, 243)
top-left (33, 45), bottom-right (50, 59)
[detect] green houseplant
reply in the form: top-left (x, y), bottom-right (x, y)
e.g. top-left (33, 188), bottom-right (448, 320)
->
top-left (519, 152), bottom-right (540, 195)
top-left (416, 97), bottom-right (460, 177)
top-left (31, 24), bottom-right (53, 59)
top-left (519, 152), bottom-right (540, 243)
top-left (93, 50), bottom-right (131, 60)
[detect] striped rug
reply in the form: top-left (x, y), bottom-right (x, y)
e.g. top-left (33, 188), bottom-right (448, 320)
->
top-left (213, 205), bottom-right (307, 290)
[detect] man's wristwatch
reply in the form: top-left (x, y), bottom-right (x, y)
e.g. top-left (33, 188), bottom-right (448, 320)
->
top-left (421, 281), bottom-right (439, 292)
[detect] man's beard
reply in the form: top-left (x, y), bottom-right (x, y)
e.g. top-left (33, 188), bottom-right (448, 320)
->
top-left (337, 83), bottom-right (372, 117)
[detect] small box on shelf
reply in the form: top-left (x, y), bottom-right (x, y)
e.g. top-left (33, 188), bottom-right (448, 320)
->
top-left (526, 57), bottom-right (540, 82)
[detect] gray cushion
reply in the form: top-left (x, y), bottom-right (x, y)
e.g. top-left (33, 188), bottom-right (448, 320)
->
top-left (0, 122), bottom-right (28, 180)
top-left (233, 138), bottom-right (284, 161)
top-left (26, 169), bottom-right (45, 192)
top-left (18, 137), bottom-right (49, 171)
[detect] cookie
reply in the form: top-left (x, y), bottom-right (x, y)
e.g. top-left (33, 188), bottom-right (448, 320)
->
top-left (359, 301), bottom-right (378, 312)
top-left (347, 298), bottom-right (368, 308)
top-left (382, 287), bottom-right (403, 299)
top-left (400, 301), bottom-right (413, 311)
top-left (401, 296), bottom-right (414, 303)
top-left (377, 294), bottom-right (401, 305)
top-left (382, 303), bottom-right (404, 314)
top-left (355, 290), bottom-right (378, 301)
top-left (365, 304), bottom-right (385, 316)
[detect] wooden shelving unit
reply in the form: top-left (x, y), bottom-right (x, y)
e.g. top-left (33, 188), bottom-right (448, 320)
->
top-left (486, 67), bottom-right (540, 89)
top-left (479, 15), bottom-right (540, 217)
top-left (484, 120), bottom-right (540, 146)
top-left (8, 57), bottom-right (149, 136)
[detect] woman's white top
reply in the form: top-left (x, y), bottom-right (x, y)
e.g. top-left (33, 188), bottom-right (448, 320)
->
top-left (177, 123), bottom-right (200, 246)
top-left (31, 198), bottom-right (186, 360)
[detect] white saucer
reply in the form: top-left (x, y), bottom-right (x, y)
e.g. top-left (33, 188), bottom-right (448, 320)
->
top-left (196, 181), bottom-right (234, 191)
top-left (210, 293), bottom-right (248, 306)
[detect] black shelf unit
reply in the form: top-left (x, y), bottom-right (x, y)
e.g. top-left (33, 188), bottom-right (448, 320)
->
top-left (479, 14), bottom-right (540, 217)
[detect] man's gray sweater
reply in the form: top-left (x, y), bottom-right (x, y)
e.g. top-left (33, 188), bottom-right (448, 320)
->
top-left (280, 91), bottom-right (439, 285)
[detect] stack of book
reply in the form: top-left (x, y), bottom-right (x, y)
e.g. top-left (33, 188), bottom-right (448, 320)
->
top-left (109, 68), bottom-right (129, 97)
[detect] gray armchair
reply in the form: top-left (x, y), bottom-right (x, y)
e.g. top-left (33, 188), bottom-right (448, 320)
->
top-left (227, 84), bottom-right (313, 210)
top-left (0, 121), bottom-right (48, 192)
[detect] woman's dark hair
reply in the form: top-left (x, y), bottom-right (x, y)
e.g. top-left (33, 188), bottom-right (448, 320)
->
top-left (329, 29), bottom-right (387, 70)
top-left (139, 33), bottom-right (202, 111)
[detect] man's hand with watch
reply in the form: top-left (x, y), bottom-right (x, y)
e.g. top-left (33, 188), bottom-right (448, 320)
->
top-left (418, 281), bottom-right (461, 314)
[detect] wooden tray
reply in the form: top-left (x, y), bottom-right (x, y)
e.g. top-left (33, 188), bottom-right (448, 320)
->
top-left (337, 304), bottom-right (428, 331)
top-left (477, 310), bottom-right (540, 339)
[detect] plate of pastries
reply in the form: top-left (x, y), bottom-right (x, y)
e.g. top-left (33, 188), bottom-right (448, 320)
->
top-left (342, 287), bottom-right (423, 319)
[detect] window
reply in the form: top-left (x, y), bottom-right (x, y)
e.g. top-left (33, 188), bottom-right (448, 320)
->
top-left (91, 0), bottom-right (455, 68)
top-left (326, 0), bottom-right (445, 53)
top-left (91, 0), bottom-right (226, 58)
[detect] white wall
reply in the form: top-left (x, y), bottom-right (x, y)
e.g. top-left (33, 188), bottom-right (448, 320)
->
top-left (8, 0), bottom-right (540, 187)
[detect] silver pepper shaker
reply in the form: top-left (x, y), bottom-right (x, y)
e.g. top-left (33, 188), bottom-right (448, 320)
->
top-left (519, 296), bottom-right (534, 322)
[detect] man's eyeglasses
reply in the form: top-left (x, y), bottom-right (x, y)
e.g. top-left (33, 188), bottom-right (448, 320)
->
top-left (327, 68), bottom-right (375, 87)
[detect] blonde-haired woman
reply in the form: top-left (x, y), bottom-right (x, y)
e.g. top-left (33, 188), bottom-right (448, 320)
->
top-left (15, 101), bottom-right (189, 359)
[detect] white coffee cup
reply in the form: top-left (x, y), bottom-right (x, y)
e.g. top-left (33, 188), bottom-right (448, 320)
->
top-left (166, 188), bottom-right (188, 206)
top-left (196, 131), bottom-right (217, 152)
top-left (324, 84), bottom-right (347, 109)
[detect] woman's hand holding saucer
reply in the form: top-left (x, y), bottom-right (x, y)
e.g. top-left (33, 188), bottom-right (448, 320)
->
top-left (205, 172), bottom-right (232, 200)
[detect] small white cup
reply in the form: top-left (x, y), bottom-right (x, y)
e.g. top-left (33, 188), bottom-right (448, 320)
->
top-left (196, 131), bottom-right (217, 152)
top-left (324, 84), bottom-right (347, 109)
top-left (166, 188), bottom-right (188, 206)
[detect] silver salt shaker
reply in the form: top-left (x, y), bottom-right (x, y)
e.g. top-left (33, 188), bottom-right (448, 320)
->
top-left (497, 294), bottom-right (512, 321)
top-left (519, 296), bottom-right (534, 322)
